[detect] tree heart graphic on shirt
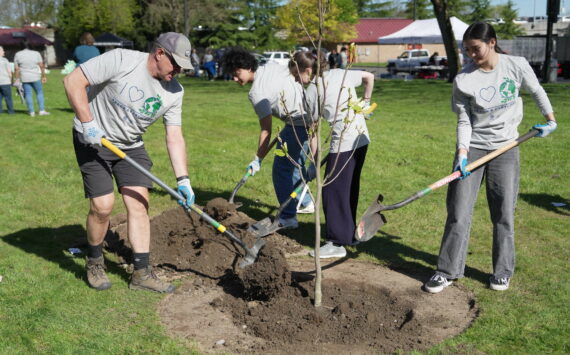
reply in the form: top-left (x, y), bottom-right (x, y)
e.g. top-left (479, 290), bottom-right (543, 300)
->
top-left (129, 86), bottom-right (144, 102)
top-left (480, 86), bottom-right (496, 102)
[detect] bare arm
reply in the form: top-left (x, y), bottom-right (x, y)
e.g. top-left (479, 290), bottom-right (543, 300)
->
top-left (361, 71), bottom-right (374, 100)
top-left (165, 125), bottom-right (189, 179)
top-left (39, 61), bottom-right (46, 84)
top-left (255, 115), bottom-right (273, 159)
top-left (63, 67), bottom-right (93, 123)
top-left (14, 64), bottom-right (19, 81)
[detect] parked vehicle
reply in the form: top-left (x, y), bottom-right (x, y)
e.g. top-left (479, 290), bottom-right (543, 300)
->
top-left (252, 53), bottom-right (268, 66)
top-left (263, 51), bottom-right (290, 66)
top-left (387, 49), bottom-right (435, 75)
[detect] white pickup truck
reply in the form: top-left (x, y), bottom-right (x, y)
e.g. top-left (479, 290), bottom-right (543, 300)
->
top-left (387, 49), bottom-right (445, 75)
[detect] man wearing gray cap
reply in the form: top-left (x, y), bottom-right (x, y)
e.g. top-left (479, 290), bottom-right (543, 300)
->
top-left (64, 32), bottom-right (194, 293)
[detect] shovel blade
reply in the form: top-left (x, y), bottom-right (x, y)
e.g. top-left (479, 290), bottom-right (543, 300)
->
top-left (355, 194), bottom-right (388, 242)
top-left (238, 238), bottom-right (266, 268)
top-left (248, 217), bottom-right (283, 238)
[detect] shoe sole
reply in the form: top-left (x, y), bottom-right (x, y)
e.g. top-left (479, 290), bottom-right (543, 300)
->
top-left (89, 282), bottom-right (112, 291)
top-left (424, 281), bottom-right (452, 294)
top-left (309, 252), bottom-right (347, 258)
top-left (129, 283), bottom-right (176, 293)
top-left (489, 284), bottom-right (509, 291)
top-left (296, 208), bottom-right (315, 214)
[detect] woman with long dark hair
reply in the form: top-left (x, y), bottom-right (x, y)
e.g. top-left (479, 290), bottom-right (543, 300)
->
top-left (424, 22), bottom-right (557, 293)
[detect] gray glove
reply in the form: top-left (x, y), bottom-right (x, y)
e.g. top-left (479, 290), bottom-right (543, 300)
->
top-left (81, 120), bottom-right (105, 146)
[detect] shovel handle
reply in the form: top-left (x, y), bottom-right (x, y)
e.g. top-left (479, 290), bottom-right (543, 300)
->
top-left (100, 138), bottom-right (237, 239)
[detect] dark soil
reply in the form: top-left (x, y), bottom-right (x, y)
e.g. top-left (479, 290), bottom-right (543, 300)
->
top-left (108, 198), bottom-right (478, 354)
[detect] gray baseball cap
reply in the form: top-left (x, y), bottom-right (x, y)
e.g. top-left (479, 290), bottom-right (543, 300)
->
top-left (156, 32), bottom-right (193, 70)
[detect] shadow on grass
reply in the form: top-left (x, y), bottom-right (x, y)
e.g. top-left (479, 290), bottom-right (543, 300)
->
top-left (2, 225), bottom-right (130, 285)
top-left (284, 223), bottom-right (489, 286)
top-left (519, 193), bottom-right (570, 216)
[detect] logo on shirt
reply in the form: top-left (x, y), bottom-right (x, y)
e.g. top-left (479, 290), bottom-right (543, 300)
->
top-left (499, 77), bottom-right (516, 103)
top-left (139, 94), bottom-right (163, 118)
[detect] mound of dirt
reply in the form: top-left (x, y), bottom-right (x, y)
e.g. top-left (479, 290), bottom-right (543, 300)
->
top-left (107, 198), bottom-right (478, 354)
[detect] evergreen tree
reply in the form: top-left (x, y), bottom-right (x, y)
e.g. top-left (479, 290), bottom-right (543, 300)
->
top-left (404, 0), bottom-right (433, 20)
top-left (495, 0), bottom-right (524, 39)
top-left (355, 0), bottom-right (394, 18)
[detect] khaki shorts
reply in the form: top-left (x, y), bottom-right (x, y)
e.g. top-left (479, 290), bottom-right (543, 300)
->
top-left (73, 129), bottom-right (153, 198)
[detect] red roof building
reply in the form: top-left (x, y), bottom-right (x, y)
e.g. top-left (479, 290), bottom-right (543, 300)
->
top-left (352, 18), bottom-right (414, 43)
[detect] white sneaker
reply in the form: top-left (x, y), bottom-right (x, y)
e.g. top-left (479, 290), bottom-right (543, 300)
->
top-left (29, 112), bottom-right (35, 117)
top-left (39, 110), bottom-right (50, 116)
top-left (309, 242), bottom-right (347, 258)
top-left (278, 217), bottom-right (298, 230)
top-left (297, 201), bottom-right (315, 214)
top-left (489, 276), bottom-right (510, 291)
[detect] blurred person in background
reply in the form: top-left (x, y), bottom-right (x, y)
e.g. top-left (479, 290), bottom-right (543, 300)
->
top-left (73, 32), bottom-right (101, 65)
top-left (14, 40), bottom-right (49, 116)
top-left (0, 46), bottom-right (14, 114)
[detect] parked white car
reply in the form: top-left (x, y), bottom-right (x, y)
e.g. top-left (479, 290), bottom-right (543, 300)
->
top-left (263, 51), bottom-right (290, 66)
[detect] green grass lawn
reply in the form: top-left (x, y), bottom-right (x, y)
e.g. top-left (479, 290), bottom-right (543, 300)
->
top-left (0, 71), bottom-right (568, 354)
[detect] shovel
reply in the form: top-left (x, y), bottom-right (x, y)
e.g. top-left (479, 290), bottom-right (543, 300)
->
top-left (355, 128), bottom-right (540, 242)
top-left (248, 154), bottom-right (328, 238)
top-left (228, 136), bottom-right (279, 208)
top-left (101, 138), bottom-right (265, 268)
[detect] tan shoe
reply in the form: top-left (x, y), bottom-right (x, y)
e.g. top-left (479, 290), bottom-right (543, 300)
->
top-left (86, 256), bottom-right (112, 290)
top-left (129, 266), bottom-right (175, 293)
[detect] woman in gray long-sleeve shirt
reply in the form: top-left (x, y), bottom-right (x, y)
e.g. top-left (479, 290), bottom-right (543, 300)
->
top-left (424, 22), bottom-right (558, 294)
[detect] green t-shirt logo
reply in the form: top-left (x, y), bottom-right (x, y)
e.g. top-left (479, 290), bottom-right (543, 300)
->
top-left (499, 77), bottom-right (516, 103)
top-left (139, 94), bottom-right (163, 118)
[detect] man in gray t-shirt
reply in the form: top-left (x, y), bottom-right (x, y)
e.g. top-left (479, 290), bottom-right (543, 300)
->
top-left (63, 32), bottom-right (195, 293)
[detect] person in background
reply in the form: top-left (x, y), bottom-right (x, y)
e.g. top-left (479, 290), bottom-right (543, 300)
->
top-left (203, 49), bottom-right (216, 81)
top-left (63, 32), bottom-right (195, 293)
top-left (290, 51), bottom-right (375, 258)
top-left (429, 51), bottom-right (439, 65)
top-left (190, 48), bottom-right (201, 77)
top-left (339, 47), bottom-right (348, 69)
top-left (73, 32), bottom-right (100, 65)
top-left (221, 47), bottom-right (314, 229)
top-left (424, 22), bottom-right (557, 294)
top-left (0, 46), bottom-right (14, 114)
top-left (14, 40), bottom-right (49, 116)
top-left (328, 48), bottom-right (338, 69)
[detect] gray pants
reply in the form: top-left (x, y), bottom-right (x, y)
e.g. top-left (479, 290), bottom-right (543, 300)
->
top-left (436, 147), bottom-right (520, 280)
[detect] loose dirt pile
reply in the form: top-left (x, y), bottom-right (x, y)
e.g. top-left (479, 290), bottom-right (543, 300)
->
top-left (108, 198), bottom-right (478, 354)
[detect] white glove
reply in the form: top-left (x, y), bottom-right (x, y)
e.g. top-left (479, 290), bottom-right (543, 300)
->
top-left (247, 156), bottom-right (262, 176)
top-left (533, 121), bottom-right (557, 138)
top-left (81, 120), bottom-right (105, 146)
top-left (362, 100), bottom-right (376, 120)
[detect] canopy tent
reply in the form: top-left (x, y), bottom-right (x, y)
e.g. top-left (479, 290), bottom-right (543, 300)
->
top-left (0, 28), bottom-right (52, 46)
top-left (378, 17), bottom-right (469, 44)
top-left (93, 32), bottom-right (133, 48)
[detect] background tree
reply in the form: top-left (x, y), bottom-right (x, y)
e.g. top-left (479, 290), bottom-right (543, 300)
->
top-left (0, 0), bottom-right (60, 26)
top-left (404, 0), bottom-right (433, 20)
top-left (495, 0), bottom-right (524, 39)
top-left (467, 0), bottom-right (492, 23)
top-left (446, 0), bottom-right (470, 19)
top-left (354, 0), bottom-right (394, 18)
top-left (58, 0), bottom-right (138, 48)
top-left (275, 0), bottom-right (358, 47)
top-left (430, 0), bottom-right (460, 82)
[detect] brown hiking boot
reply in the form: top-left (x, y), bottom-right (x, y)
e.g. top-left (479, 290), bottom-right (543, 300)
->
top-left (86, 256), bottom-right (112, 291)
top-left (129, 266), bottom-right (175, 293)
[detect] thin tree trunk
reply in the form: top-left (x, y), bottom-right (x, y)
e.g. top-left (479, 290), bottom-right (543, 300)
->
top-left (431, 0), bottom-right (460, 82)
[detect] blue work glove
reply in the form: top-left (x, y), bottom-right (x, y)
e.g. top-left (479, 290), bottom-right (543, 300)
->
top-left (176, 177), bottom-right (195, 207)
top-left (247, 156), bottom-right (261, 176)
top-left (305, 162), bottom-right (317, 182)
top-left (453, 153), bottom-right (471, 180)
top-left (81, 120), bottom-right (105, 146)
top-left (533, 121), bottom-right (557, 137)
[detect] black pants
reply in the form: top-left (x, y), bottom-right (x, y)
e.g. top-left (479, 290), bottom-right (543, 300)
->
top-left (323, 145), bottom-right (368, 245)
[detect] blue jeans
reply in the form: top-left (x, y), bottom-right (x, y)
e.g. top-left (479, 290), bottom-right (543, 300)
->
top-left (23, 80), bottom-right (45, 113)
top-left (272, 125), bottom-right (311, 220)
top-left (0, 84), bottom-right (14, 113)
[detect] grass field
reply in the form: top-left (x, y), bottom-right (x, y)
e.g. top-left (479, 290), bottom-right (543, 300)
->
top-left (0, 71), bottom-right (568, 354)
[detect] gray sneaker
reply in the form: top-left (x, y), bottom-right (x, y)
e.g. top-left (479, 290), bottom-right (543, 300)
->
top-left (129, 266), bottom-right (176, 293)
top-left (278, 216), bottom-right (298, 230)
top-left (309, 242), bottom-right (347, 258)
top-left (489, 276), bottom-right (510, 291)
top-left (86, 256), bottom-right (112, 291)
